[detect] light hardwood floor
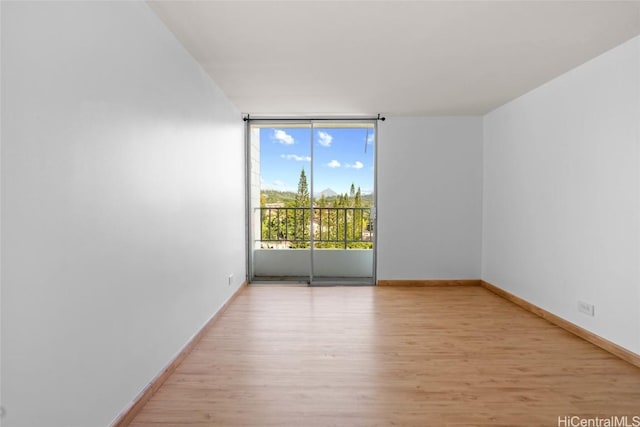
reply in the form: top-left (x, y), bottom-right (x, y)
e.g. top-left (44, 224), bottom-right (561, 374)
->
top-left (129, 286), bottom-right (640, 426)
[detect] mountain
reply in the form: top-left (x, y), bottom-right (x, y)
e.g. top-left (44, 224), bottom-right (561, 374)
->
top-left (261, 190), bottom-right (296, 205)
top-left (315, 188), bottom-right (338, 198)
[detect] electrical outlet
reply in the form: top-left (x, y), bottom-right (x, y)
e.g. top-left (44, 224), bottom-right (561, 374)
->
top-left (578, 301), bottom-right (595, 317)
top-left (228, 274), bottom-right (233, 286)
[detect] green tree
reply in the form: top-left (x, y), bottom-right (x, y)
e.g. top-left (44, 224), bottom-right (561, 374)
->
top-left (349, 183), bottom-right (356, 206)
top-left (295, 169), bottom-right (310, 207)
top-left (289, 169), bottom-right (310, 248)
top-left (350, 186), bottom-right (371, 249)
top-left (354, 186), bottom-right (362, 207)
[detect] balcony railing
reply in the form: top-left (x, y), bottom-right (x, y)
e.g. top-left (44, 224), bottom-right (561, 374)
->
top-left (257, 207), bottom-right (373, 249)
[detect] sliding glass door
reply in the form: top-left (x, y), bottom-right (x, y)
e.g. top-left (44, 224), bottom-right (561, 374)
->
top-left (247, 120), bottom-right (377, 285)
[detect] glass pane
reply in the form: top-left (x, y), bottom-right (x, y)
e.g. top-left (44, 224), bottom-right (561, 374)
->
top-left (250, 125), bottom-right (312, 281)
top-left (311, 124), bottom-right (375, 284)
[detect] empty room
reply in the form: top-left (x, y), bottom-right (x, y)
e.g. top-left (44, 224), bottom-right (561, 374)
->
top-left (1, 1), bottom-right (640, 426)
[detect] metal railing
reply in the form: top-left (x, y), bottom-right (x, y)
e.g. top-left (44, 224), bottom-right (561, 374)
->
top-left (257, 207), bottom-right (373, 249)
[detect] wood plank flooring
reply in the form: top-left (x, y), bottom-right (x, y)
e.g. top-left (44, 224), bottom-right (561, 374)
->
top-left (129, 286), bottom-right (640, 426)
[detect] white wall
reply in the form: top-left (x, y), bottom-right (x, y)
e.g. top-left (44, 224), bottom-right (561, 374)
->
top-left (637, 37), bottom-right (640, 356)
top-left (377, 117), bottom-right (483, 280)
top-left (0, 2), bottom-right (245, 426)
top-left (483, 36), bottom-right (640, 354)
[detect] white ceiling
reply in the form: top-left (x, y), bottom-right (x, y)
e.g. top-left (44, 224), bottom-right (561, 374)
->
top-left (148, 1), bottom-right (640, 116)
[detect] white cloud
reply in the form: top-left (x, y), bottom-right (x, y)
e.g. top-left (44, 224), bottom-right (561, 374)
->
top-left (281, 154), bottom-right (311, 162)
top-left (367, 133), bottom-right (375, 144)
top-left (318, 131), bottom-right (333, 147)
top-left (273, 180), bottom-right (285, 187)
top-left (273, 129), bottom-right (295, 145)
top-left (327, 160), bottom-right (341, 168)
top-left (346, 161), bottom-right (364, 169)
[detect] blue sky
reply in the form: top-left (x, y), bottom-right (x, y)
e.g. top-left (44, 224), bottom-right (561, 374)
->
top-left (259, 126), bottom-right (375, 195)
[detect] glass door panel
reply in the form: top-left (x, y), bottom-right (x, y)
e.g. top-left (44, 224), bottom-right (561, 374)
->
top-left (310, 123), bottom-right (376, 285)
top-left (249, 123), bottom-right (312, 282)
